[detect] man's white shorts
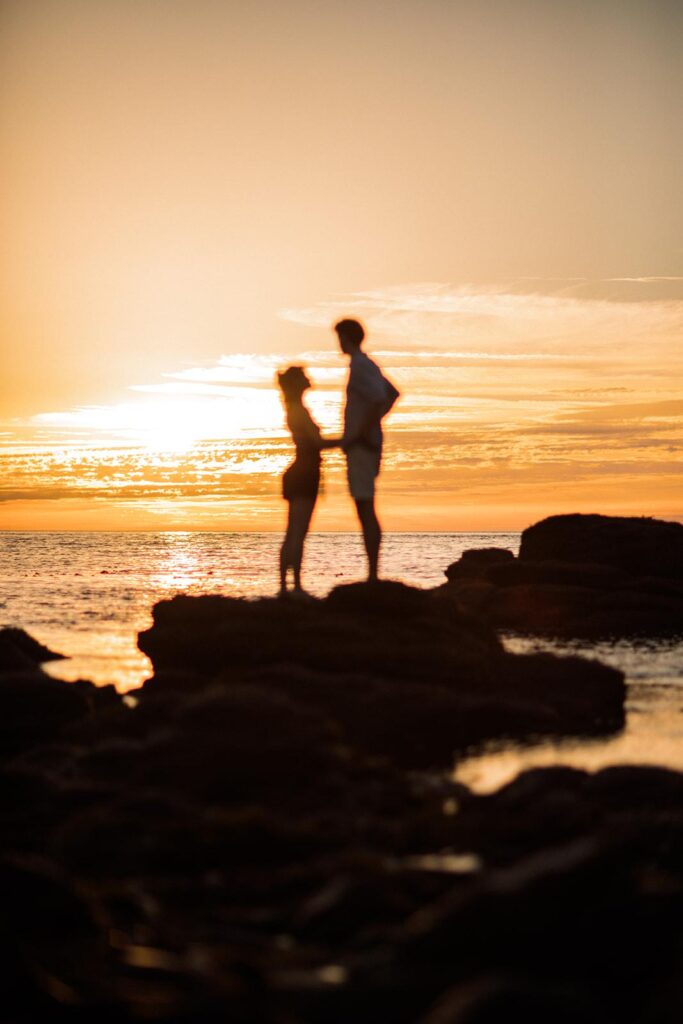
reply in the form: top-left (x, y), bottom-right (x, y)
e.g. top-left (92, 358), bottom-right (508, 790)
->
top-left (346, 445), bottom-right (381, 501)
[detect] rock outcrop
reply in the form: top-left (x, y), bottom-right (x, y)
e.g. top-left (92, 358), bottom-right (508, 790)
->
top-left (520, 513), bottom-right (683, 579)
top-left (445, 514), bottom-right (683, 636)
top-left (0, 627), bottom-right (64, 673)
top-left (138, 581), bottom-right (625, 762)
top-left (0, 629), bottom-right (119, 763)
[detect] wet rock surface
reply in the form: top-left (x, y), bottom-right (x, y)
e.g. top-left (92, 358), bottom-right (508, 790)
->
top-left (0, 581), bottom-right (680, 1022)
top-left (445, 514), bottom-right (683, 636)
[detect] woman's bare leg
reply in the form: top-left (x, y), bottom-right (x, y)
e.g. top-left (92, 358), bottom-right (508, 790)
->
top-left (287, 497), bottom-right (316, 592)
top-left (279, 515), bottom-right (290, 594)
top-left (280, 497), bottom-right (315, 594)
top-left (280, 502), bottom-right (296, 594)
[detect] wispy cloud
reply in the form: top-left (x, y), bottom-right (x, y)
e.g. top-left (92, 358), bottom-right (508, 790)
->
top-left (281, 280), bottom-right (683, 356)
top-left (2, 279), bottom-right (681, 527)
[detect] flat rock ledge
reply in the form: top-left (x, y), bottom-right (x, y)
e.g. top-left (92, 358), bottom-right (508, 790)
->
top-left (445, 514), bottom-right (683, 637)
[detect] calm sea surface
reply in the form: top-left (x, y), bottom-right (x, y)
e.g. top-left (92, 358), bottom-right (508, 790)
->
top-left (1, 531), bottom-right (681, 788)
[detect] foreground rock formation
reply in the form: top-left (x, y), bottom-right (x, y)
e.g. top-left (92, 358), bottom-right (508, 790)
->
top-left (137, 582), bottom-right (625, 765)
top-left (445, 514), bottom-right (683, 636)
top-left (0, 587), bottom-right (680, 1021)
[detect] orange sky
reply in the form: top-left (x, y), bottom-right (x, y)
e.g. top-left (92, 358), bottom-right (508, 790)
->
top-left (1, 1), bottom-right (681, 530)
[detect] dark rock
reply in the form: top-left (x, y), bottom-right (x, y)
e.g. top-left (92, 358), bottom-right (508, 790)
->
top-left (0, 766), bottom-right (61, 815)
top-left (291, 860), bottom-right (448, 946)
top-left (0, 769), bottom-right (68, 857)
top-left (52, 790), bottom-right (206, 876)
top-left (239, 664), bottom-right (553, 769)
top-left (589, 764), bottom-right (683, 809)
top-left (0, 628), bottom-right (64, 671)
top-left (447, 768), bottom-right (598, 867)
top-left (519, 514), bottom-right (683, 580)
top-left (0, 856), bottom-right (98, 941)
top-left (326, 578), bottom-right (438, 615)
top-left (485, 560), bottom-right (629, 590)
top-left (138, 667), bottom-right (210, 696)
top-left (200, 806), bottom-right (335, 868)
top-left (0, 855), bottom-right (117, 1016)
top-left (486, 580), bottom-right (682, 637)
top-left (78, 735), bottom-right (153, 783)
top-left (490, 765), bottom-right (591, 804)
top-left (3, 601), bottom-right (679, 1021)
top-left (420, 975), bottom-right (602, 1024)
top-left (399, 827), bottom-right (683, 1021)
top-left (72, 678), bottom-right (121, 708)
top-left (445, 518), bottom-right (683, 636)
top-left (138, 586), bottom-right (625, 766)
top-left (445, 548), bottom-right (515, 581)
top-left (446, 569), bottom-right (683, 638)
top-left (441, 764), bottom-right (683, 872)
top-left (139, 583), bottom-right (502, 684)
top-left (0, 671), bottom-right (90, 762)
top-left (494, 653), bottom-right (625, 732)
top-left (0, 639), bottom-right (38, 673)
top-left (9, 741), bottom-right (84, 780)
top-left (117, 686), bottom-right (350, 811)
top-left (63, 690), bottom-right (176, 747)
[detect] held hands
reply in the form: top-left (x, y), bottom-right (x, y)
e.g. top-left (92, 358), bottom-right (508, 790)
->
top-left (340, 429), bottom-right (380, 453)
top-left (319, 431), bottom-right (379, 452)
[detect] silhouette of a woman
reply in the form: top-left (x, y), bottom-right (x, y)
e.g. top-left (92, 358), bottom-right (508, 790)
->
top-left (277, 366), bottom-right (338, 596)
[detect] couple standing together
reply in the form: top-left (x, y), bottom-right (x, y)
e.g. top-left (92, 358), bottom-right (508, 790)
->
top-left (278, 318), bottom-right (399, 597)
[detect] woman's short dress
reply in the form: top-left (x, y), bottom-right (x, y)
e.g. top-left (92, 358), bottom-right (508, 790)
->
top-left (282, 404), bottom-right (321, 502)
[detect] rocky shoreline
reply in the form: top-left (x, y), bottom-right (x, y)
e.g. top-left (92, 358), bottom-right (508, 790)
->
top-left (0, 514), bottom-right (681, 1021)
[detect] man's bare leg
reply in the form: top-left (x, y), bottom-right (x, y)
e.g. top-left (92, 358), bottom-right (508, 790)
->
top-left (354, 498), bottom-right (381, 582)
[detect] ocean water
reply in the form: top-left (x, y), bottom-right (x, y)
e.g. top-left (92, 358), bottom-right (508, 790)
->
top-left (1, 531), bottom-right (516, 690)
top-left (1, 531), bottom-right (681, 785)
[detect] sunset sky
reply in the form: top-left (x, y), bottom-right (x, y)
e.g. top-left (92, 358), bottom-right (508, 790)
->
top-left (1, 0), bottom-right (681, 530)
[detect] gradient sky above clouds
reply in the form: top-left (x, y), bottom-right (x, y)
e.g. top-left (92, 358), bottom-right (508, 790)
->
top-left (1, 0), bottom-right (681, 529)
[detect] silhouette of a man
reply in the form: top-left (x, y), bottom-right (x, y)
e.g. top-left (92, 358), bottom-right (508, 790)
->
top-left (335, 318), bottom-right (398, 582)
